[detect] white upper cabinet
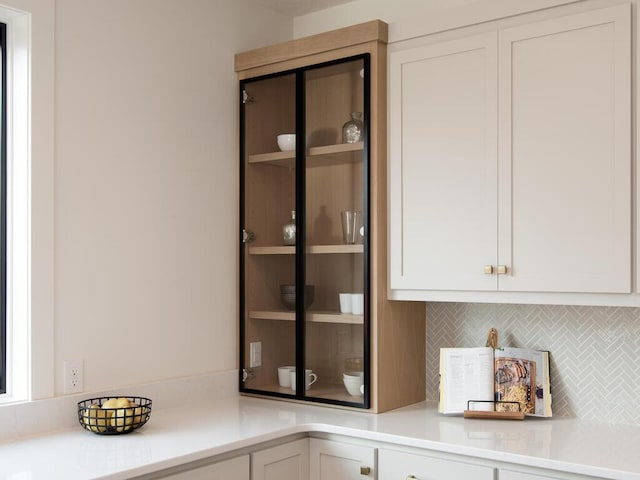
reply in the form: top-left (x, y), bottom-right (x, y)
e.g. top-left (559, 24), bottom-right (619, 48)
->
top-left (389, 4), bottom-right (631, 299)
top-left (497, 5), bottom-right (631, 293)
top-left (389, 33), bottom-right (498, 291)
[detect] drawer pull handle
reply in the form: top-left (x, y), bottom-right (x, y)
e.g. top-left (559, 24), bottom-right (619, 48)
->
top-left (483, 265), bottom-right (494, 275)
top-left (360, 466), bottom-right (371, 475)
top-left (497, 265), bottom-right (508, 275)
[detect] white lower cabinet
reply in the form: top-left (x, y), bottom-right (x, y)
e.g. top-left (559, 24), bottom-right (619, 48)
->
top-left (378, 448), bottom-right (494, 480)
top-left (310, 438), bottom-right (377, 480)
top-left (499, 468), bottom-right (599, 480)
top-left (501, 471), bottom-right (558, 480)
top-left (146, 435), bottom-right (609, 480)
top-left (252, 438), bottom-right (310, 480)
top-left (158, 454), bottom-right (250, 480)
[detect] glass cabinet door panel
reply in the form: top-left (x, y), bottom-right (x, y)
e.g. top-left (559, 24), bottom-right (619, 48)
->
top-left (241, 72), bottom-right (297, 394)
top-left (303, 57), bottom-right (368, 405)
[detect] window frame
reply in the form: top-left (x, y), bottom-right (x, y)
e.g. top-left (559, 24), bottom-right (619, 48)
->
top-left (0, 2), bottom-right (54, 404)
top-left (0, 21), bottom-right (7, 395)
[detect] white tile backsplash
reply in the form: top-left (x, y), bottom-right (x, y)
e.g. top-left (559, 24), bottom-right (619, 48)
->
top-left (426, 303), bottom-right (640, 425)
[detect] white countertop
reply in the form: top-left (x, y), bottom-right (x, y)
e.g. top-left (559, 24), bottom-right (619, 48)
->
top-left (1, 395), bottom-right (639, 480)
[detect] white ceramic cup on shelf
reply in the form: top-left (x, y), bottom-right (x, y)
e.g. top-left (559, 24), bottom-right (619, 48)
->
top-left (277, 366), bottom-right (295, 387)
top-left (339, 293), bottom-right (352, 313)
top-left (290, 369), bottom-right (318, 391)
top-left (351, 293), bottom-right (364, 315)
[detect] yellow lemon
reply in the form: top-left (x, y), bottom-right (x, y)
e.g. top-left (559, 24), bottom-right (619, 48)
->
top-left (82, 404), bottom-right (109, 433)
top-left (131, 405), bottom-right (147, 428)
top-left (110, 407), bottom-right (134, 432)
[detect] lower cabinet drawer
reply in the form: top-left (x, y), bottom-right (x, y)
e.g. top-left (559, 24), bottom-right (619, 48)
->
top-left (378, 448), bottom-right (495, 480)
top-left (157, 454), bottom-right (250, 479)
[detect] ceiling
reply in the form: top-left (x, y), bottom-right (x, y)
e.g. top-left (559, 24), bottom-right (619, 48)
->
top-left (250, 0), bottom-right (356, 17)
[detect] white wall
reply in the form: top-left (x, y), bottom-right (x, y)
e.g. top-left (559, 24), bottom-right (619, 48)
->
top-left (53, 0), bottom-right (292, 396)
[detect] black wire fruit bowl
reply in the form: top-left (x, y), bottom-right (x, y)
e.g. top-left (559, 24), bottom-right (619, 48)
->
top-left (78, 396), bottom-right (152, 435)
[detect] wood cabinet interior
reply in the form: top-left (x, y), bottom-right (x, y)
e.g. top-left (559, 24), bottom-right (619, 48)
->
top-left (244, 74), bottom-right (296, 156)
top-left (305, 60), bottom-right (364, 148)
top-left (238, 20), bottom-right (426, 412)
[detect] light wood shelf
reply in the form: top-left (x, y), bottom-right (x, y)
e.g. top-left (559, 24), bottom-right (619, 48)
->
top-left (249, 246), bottom-right (295, 255)
top-left (251, 382), bottom-right (364, 403)
top-left (249, 244), bottom-right (363, 255)
top-left (248, 150), bottom-right (295, 167)
top-left (307, 142), bottom-right (364, 157)
top-left (249, 310), bottom-right (364, 324)
top-left (247, 142), bottom-right (363, 168)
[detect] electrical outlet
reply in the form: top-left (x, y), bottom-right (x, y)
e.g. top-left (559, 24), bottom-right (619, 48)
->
top-left (64, 360), bottom-right (84, 394)
top-left (249, 342), bottom-right (262, 368)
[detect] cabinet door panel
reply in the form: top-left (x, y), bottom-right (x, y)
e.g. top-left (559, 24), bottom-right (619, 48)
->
top-left (252, 438), bottom-right (309, 480)
top-left (159, 455), bottom-right (249, 480)
top-left (309, 438), bottom-right (376, 480)
top-left (500, 469), bottom-right (581, 480)
top-left (389, 33), bottom-right (498, 291)
top-left (379, 448), bottom-right (494, 480)
top-left (498, 5), bottom-right (631, 293)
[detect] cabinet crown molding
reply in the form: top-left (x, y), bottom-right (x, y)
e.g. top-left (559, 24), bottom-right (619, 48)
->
top-left (235, 20), bottom-right (388, 72)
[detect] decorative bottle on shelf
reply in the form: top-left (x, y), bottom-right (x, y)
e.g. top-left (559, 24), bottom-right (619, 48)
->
top-left (342, 112), bottom-right (363, 144)
top-left (283, 210), bottom-right (296, 245)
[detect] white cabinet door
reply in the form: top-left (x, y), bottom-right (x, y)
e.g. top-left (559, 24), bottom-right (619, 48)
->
top-left (389, 33), bottom-right (499, 291)
top-left (500, 468), bottom-right (589, 480)
top-left (389, 4), bottom-right (631, 296)
top-left (497, 4), bottom-right (631, 293)
top-left (378, 448), bottom-right (494, 480)
top-left (252, 438), bottom-right (309, 480)
top-left (309, 438), bottom-right (376, 480)
top-left (160, 455), bottom-right (250, 480)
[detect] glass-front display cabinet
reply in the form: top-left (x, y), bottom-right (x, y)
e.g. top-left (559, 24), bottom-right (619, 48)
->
top-left (239, 55), bottom-right (370, 408)
top-left (236, 21), bottom-right (426, 413)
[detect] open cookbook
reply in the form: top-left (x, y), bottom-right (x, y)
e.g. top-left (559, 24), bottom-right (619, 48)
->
top-left (438, 347), bottom-right (552, 417)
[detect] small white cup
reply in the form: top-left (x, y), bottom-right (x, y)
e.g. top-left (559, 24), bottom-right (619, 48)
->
top-left (339, 293), bottom-right (352, 313)
top-left (351, 293), bottom-right (364, 315)
top-left (278, 366), bottom-right (295, 387)
top-left (291, 369), bottom-right (318, 391)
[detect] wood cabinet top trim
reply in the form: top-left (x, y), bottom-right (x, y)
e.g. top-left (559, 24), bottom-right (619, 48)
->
top-left (235, 20), bottom-right (388, 72)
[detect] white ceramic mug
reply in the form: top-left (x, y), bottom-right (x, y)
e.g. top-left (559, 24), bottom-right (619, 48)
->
top-left (351, 293), bottom-right (364, 315)
top-left (339, 293), bottom-right (352, 313)
top-left (290, 369), bottom-right (318, 391)
top-left (278, 366), bottom-right (295, 387)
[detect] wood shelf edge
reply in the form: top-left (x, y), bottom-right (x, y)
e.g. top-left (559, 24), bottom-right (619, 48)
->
top-left (249, 310), bottom-right (363, 324)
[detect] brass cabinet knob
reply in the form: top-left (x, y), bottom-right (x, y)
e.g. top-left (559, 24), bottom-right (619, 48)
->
top-left (360, 466), bottom-right (371, 475)
top-left (483, 265), bottom-right (494, 275)
top-left (497, 265), bottom-right (508, 275)
top-left (406, 476), bottom-right (417, 480)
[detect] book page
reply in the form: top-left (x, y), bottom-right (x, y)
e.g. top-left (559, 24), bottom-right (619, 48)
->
top-left (494, 347), bottom-right (552, 417)
top-left (439, 347), bottom-right (494, 414)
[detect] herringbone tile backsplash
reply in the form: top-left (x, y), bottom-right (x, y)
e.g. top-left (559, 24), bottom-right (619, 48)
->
top-left (425, 303), bottom-right (640, 425)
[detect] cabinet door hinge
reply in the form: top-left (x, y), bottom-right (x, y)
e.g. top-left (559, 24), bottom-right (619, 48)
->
top-left (242, 90), bottom-right (254, 104)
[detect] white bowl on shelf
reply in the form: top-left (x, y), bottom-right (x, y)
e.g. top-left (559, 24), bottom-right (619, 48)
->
top-left (343, 371), bottom-right (364, 396)
top-left (277, 134), bottom-right (296, 151)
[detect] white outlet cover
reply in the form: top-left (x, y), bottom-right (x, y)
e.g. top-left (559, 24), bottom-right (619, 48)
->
top-left (64, 359), bottom-right (84, 394)
top-left (249, 342), bottom-right (262, 368)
